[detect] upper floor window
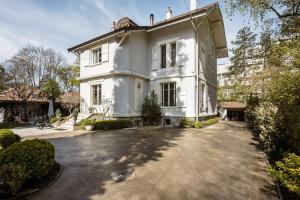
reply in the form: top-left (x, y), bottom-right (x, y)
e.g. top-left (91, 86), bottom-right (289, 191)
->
top-left (92, 84), bottom-right (102, 105)
top-left (161, 82), bottom-right (176, 107)
top-left (170, 42), bottom-right (176, 67)
top-left (92, 47), bottom-right (102, 64)
top-left (160, 44), bottom-right (167, 68)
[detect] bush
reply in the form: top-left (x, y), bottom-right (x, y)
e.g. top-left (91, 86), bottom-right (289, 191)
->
top-left (93, 120), bottom-right (133, 130)
top-left (141, 90), bottom-right (162, 125)
top-left (0, 129), bottom-right (21, 149)
top-left (0, 139), bottom-right (55, 181)
top-left (269, 153), bottom-right (300, 196)
top-left (203, 118), bottom-right (219, 126)
top-left (180, 118), bottom-right (194, 128)
top-left (0, 164), bottom-right (26, 195)
top-left (50, 116), bottom-right (58, 124)
top-left (82, 119), bottom-right (96, 126)
top-left (194, 121), bottom-right (203, 128)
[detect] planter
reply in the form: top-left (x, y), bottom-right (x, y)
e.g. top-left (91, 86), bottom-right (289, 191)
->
top-left (85, 125), bottom-right (94, 131)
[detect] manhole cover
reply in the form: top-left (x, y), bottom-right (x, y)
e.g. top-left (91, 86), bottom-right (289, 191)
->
top-left (110, 168), bottom-right (135, 182)
top-left (95, 155), bottom-right (114, 164)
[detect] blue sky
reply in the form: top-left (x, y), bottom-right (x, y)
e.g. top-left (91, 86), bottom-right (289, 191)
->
top-left (0, 0), bottom-right (254, 64)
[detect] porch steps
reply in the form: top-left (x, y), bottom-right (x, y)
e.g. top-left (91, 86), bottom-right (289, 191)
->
top-left (58, 113), bottom-right (91, 130)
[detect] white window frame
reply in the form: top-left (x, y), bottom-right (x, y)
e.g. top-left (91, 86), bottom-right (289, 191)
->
top-left (92, 47), bottom-right (102, 64)
top-left (91, 84), bottom-right (102, 105)
top-left (160, 82), bottom-right (176, 107)
top-left (158, 38), bottom-right (179, 69)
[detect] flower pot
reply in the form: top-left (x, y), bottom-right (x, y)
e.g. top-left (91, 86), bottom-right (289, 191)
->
top-left (85, 125), bottom-right (94, 131)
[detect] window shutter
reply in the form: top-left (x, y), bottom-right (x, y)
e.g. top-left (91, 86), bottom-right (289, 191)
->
top-left (101, 43), bottom-right (109, 62)
top-left (152, 45), bottom-right (158, 70)
top-left (176, 40), bottom-right (185, 67)
top-left (178, 81), bottom-right (186, 107)
top-left (81, 50), bottom-right (90, 67)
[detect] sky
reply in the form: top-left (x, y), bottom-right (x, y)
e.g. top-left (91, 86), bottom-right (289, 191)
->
top-left (0, 0), bottom-right (254, 65)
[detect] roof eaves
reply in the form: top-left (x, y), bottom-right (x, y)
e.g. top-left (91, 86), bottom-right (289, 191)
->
top-left (68, 26), bottom-right (148, 52)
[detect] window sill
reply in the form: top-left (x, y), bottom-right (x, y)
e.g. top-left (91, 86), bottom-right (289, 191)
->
top-left (85, 61), bottom-right (107, 67)
top-left (152, 65), bottom-right (184, 71)
top-left (161, 106), bottom-right (177, 109)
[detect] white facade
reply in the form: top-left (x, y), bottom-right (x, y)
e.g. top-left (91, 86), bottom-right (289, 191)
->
top-left (69, 3), bottom-right (228, 125)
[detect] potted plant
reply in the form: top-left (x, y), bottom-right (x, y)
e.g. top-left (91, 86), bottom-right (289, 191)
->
top-left (72, 108), bottom-right (79, 126)
top-left (83, 119), bottom-right (95, 131)
top-left (88, 107), bottom-right (95, 114)
top-left (55, 108), bottom-right (62, 127)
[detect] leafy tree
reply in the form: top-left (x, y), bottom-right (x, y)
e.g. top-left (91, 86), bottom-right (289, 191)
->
top-left (141, 90), bottom-right (161, 125)
top-left (42, 79), bottom-right (61, 101)
top-left (58, 58), bottom-right (80, 93)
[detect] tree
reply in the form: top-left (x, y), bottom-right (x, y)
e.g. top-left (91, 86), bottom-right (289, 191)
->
top-left (0, 65), bottom-right (8, 92)
top-left (141, 90), bottom-right (161, 125)
top-left (4, 45), bottom-right (65, 120)
top-left (60, 92), bottom-right (80, 115)
top-left (229, 27), bottom-right (257, 76)
top-left (42, 79), bottom-right (61, 101)
top-left (58, 58), bottom-right (80, 93)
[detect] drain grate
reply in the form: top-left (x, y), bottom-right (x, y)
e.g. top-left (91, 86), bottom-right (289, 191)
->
top-left (110, 168), bottom-right (135, 182)
top-left (94, 155), bottom-right (114, 164)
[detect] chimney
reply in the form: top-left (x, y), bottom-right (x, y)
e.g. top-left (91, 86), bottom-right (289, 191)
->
top-left (190, 0), bottom-right (197, 11)
top-left (166, 6), bottom-right (172, 20)
top-left (150, 14), bottom-right (154, 26)
top-left (112, 21), bottom-right (116, 30)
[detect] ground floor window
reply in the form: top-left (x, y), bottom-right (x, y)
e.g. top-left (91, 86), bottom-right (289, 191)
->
top-left (160, 82), bottom-right (176, 107)
top-left (92, 84), bottom-right (102, 105)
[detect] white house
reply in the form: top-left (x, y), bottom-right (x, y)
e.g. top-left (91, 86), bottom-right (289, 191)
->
top-left (68, 1), bottom-right (228, 126)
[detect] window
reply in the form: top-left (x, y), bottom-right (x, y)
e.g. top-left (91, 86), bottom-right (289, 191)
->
top-left (91, 85), bottom-right (102, 105)
top-left (161, 82), bottom-right (176, 107)
top-left (160, 44), bottom-right (166, 68)
top-left (92, 47), bottom-right (102, 64)
top-left (170, 42), bottom-right (176, 67)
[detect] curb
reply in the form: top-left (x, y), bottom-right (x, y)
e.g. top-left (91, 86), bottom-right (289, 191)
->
top-left (26, 163), bottom-right (63, 199)
top-left (260, 150), bottom-right (283, 200)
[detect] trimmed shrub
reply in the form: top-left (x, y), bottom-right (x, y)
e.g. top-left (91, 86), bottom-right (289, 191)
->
top-left (0, 129), bottom-right (21, 149)
top-left (82, 119), bottom-right (96, 126)
top-left (94, 120), bottom-right (133, 130)
top-left (0, 139), bottom-right (55, 181)
top-left (194, 121), bottom-right (203, 128)
top-left (269, 153), bottom-right (300, 196)
top-left (203, 118), bottom-right (219, 126)
top-left (0, 164), bottom-right (26, 195)
top-left (180, 118), bottom-right (195, 128)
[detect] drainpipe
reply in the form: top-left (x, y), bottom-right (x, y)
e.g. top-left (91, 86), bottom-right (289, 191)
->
top-left (191, 19), bottom-right (199, 121)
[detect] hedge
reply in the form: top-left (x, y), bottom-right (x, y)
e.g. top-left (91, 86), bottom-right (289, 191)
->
top-left (0, 129), bottom-right (21, 149)
top-left (203, 118), bottom-right (219, 126)
top-left (93, 120), bottom-right (133, 130)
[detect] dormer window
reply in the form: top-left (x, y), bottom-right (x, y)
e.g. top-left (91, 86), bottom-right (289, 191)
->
top-left (92, 47), bottom-right (102, 64)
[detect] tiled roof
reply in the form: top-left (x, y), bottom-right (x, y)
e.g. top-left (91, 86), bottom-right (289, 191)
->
top-left (220, 102), bottom-right (247, 109)
top-left (0, 87), bottom-right (48, 103)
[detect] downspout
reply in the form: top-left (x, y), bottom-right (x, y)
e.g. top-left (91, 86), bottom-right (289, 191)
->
top-left (191, 19), bottom-right (199, 121)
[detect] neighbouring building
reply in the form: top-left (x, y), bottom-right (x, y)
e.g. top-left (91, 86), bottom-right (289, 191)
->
top-left (68, 1), bottom-right (228, 126)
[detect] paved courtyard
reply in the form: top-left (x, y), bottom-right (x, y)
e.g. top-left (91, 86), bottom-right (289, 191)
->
top-left (32, 121), bottom-right (278, 200)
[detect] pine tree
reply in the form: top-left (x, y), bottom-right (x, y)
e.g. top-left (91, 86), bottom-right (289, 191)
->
top-left (141, 90), bottom-right (161, 125)
top-left (229, 26), bottom-right (257, 76)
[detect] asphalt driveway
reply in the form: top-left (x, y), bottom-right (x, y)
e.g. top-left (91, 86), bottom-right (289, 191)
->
top-left (33, 121), bottom-right (278, 200)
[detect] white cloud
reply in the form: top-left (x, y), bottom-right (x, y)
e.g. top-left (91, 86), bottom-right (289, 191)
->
top-left (95, 0), bottom-right (116, 21)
